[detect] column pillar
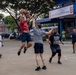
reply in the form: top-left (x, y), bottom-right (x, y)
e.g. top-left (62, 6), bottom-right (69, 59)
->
top-left (60, 19), bottom-right (63, 37)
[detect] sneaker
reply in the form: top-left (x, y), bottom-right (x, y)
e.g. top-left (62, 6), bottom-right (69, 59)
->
top-left (17, 50), bottom-right (21, 56)
top-left (73, 51), bottom-right (75, 53)
top-left (35, 66), bottom-right (41, 71)
top-left (42, 66), bottom-right (47, 70)
top-left (2, 45), bottom-right (4, 47)
top-left (0, 54), bottom-right (2, 58)
top-left (49, 57), bottom-right (52, 63)
top-left (58, 61), bottom-right (62, 64)
top-left (23, 47), bottom-right (27, 53)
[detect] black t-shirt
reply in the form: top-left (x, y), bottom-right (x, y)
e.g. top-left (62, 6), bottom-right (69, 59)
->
top-left (49, 33), bottom-right (61, 46)
top-left (71, 32), bottom-right (76, 42)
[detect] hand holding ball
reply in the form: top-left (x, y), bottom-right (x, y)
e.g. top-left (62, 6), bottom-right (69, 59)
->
top-left (20, 9), bottom-right (28, 14)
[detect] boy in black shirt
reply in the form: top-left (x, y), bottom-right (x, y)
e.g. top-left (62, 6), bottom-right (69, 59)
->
top-left (71, 28), bottom-right (76, 53)
top-left (49, 29), bottom-right (64, 64)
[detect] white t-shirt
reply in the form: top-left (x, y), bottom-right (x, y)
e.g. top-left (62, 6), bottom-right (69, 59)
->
top-left (0, 35), bottom-right (2, 47)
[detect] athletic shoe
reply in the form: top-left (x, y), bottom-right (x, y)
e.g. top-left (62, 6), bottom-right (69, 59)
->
top-left (0, 54), bottom-right (2, 58)
top-left (17, 50), bottom-right (21, 56)
top-left (35, 66), bottom-right (41, 71)
top-left (49, 57), bottom-right (52, 63)
top-left (58, 61), bottom-right (62, 64)
top-left (2, 45), bottom-right (4, 47)
top-left (73, 51), bottom-right (75, 53)
top-left (23, 47), bottom-right (27, 53)
top-left (42, 66), bottom-right (47, 70)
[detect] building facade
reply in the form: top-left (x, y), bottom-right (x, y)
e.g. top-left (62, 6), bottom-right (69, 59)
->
top-left (36, 0), bottom-right (76, 39)
top-left (0, 21), bottom-right (5, 32)
top-left (0, 21), bottom-right (9, 33)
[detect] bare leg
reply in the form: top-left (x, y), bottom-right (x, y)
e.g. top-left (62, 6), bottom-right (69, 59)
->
top-left (35, 54), bottom-right (41, 71)
top-left (58, 56), bottom-right (62, 64)
top-left (23, 42), bottom-right (32, 53)
top-left (35, 54), bottom-right (39, 67)
top-left (58, 56), bottom-right (61, 62)
top-left (40, 53), bottom-right (47, 70)
top-left (17, 42), bottom-right (25, 56)
top-left (26, 42), bottom-right (32, 49)
top-left (19, 42), bottom-right (25, 51)
top-left (73, 43), bottom-right (75, 53)
top-left (58, 51), bottom-right (62, 64)
top-left (49, 52), bottom-right (56, 63)
top-left (40, 53), bottom-right (45, 66)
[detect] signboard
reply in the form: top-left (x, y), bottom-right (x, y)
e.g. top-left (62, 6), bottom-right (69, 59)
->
top-left (49, 5), bottom-right (73, 19)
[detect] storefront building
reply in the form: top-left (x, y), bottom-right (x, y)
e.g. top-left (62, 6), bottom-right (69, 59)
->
top-left (36, 0), bottom-right (76, 39)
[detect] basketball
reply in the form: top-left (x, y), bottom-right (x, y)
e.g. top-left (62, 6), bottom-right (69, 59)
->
top-left (20, 9), bottom-right (28, 14)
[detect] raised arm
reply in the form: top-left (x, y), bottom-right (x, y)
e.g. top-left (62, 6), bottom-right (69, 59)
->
top-left (26, 12), bottom-right (31, 22)
top-left (45, 27), bottom-right (54, 35)
top-left (20, 9), bottom-right (28, 22)
top-left (32, 18), bottom-right (36, 28)
top-left (32, 14), bottom-right (38, 28)
top-left (60, 40), bottom-right (64, 45)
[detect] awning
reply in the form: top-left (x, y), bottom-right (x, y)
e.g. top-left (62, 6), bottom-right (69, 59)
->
top-left (36, 18), bottom-right (59, 24)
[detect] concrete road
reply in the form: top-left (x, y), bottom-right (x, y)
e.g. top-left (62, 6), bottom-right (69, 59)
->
top-left (0, 39), bottom-right (76, 75)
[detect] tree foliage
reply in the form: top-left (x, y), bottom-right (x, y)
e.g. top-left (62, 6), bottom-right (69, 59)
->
top-left (0, 0), bottom-right (55, 15)
top-left (3, 16), bottom-right (17, 31)
top-left (0, 0), bottom-right (55, 29)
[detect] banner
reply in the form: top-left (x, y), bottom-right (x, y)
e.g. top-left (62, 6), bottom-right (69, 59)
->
top-left (49, 5), bottom-right (73, 19)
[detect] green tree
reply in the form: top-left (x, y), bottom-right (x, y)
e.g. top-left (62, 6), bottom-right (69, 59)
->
top-left (3, 16), bottom-right (17, 32)
top-left (0, 0), bottom-right (55, 14)
top-left (0, 0), bottom-right (55, 29)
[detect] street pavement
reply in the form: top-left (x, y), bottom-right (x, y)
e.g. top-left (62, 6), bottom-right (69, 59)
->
top-left (0, 39), bottom-right (76, 75)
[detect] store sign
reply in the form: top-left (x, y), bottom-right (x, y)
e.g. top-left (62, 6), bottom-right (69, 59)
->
top-left (49, 5), bottom-right (73, 19)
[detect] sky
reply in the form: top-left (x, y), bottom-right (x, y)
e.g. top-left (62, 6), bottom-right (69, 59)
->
top-left (0, 10), bottom-right (10, 17)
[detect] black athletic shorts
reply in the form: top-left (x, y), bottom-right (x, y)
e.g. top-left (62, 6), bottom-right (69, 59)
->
top-left (72, 41), bottom-right (76, 44)
top-left (50, 45), bottom-right (61, 56)
top-left (34, 43), bottom-right (44, 54)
